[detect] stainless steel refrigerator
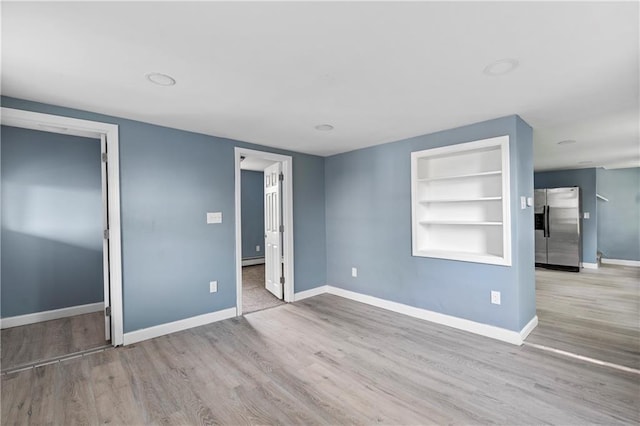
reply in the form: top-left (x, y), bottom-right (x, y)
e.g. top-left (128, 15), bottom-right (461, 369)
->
top-left (535, 187), bottom-right (581, 272)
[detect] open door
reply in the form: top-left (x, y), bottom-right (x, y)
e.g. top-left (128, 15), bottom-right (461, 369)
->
top-left (100, 134), bottom-right (111, 341)
top-left (264, 162), bottom-right (284, 299)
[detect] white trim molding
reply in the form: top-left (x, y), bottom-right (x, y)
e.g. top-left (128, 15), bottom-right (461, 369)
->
top-left (581, 262), bottom-right (599, 269)
top-left (294, 285), bottom-right (329, 302)
top-left (1, 107), bottom-right (124, 347)
top-left (325, 286), bottom-right (535, 345)
top-left (234, 147), bottom-right (295, 316)
top-left (601, 258), bottom-right (640, 267)
top-left (242, 257), bottom-right (265, 266)
top-left (123, 308), bottom-right (236, 345)
top-left (519, 315), bottom-right (539, 341)
top-left (1, 302), bottom-right (104, 329)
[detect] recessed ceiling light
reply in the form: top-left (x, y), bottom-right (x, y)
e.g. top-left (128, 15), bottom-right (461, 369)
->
top-left (557, 139), bottom-right (577, 145)
top-left (483, 58), bottom-right (519, 76)
top-left (145, 72), bottom-right (176, 86)
top-left (315, 124), bottom-right (334, 131)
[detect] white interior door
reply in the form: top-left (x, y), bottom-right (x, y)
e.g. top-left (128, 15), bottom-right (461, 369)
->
top-left (264, 162), bottom-right (283, 299)
top-left (100, 134), bottom-right (111, 341)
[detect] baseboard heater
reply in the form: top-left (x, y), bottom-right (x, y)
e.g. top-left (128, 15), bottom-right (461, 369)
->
top-left (242, 257), bottom-right (265, 266)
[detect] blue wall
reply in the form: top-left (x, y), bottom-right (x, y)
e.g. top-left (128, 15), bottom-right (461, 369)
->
top-left (1, 97), bottom-right (327, 332)
top-left (534, 168), bottom-right (597, 264)
top-left (325, 115), bottom-right (535, 332)
top-left (1, 126), bottom-right (104, 317)
top-left (241, 170), bottom-right (264, 259)
top-left (514, 118), bottom-right (536, 330)
top-left (597, 167), bottom-right (640, 261)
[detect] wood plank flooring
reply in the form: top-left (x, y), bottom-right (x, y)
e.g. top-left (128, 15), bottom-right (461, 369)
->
top-left (1, 311), bottom-right (107, 371)
top-left (527, 264), bottom-right (640, 369)
top-left (3, 294), bottom-right (639, 425)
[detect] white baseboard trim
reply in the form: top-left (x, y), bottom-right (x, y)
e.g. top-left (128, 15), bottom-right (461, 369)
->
top-left (0, 302), bottom-right (104, 329)
top-left (326, 286), bottom-right (534, 345)
top-left (123, 307), bottom-right (236, 345)
top-left (581, 262), bottom-right (599, 269)
top-left (294, 285), bottom-right (329, 301)
top-left (519, 315), bottom-right (539, 341)
top-left (242, 257), bottom-right (265, 266)
top-left (601, 258), bottom-right (640, 267)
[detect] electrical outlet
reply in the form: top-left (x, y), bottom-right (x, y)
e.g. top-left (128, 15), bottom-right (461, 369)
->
top-left (491, 290), bottom-right (501, 305)
top-left (351, 267), bottom-right (358, 278)
top-left (209, 281), bottom-right (218, 293)
top-left (256, 245), bottom-right (260, 252)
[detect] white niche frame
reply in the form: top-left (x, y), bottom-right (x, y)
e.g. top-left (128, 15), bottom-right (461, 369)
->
top-left (411, 135), bottom-right (511, 266)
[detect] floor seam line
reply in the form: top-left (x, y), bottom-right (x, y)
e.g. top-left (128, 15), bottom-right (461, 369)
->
top-left (1, 344), bottom-right (112, 375)
top-left (524, 341), bottom-right (640, 375)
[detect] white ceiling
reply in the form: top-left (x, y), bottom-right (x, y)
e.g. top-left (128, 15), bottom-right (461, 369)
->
top-left (240, 156), bottom-right (276, 172)
top-left (2, 2), bottom-right (638, 170)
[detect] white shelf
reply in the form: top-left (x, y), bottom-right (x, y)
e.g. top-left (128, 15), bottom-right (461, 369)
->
top-left (420, 220), bottom-right (502, 226)
top-left (411, 135), bottom-right (511, 266)
top-left (413, 249), bottom-right (508, 266)
top-left (419, 196), bottom-right (502, 204)
top-left (417, 170), bottom-right (501, 182)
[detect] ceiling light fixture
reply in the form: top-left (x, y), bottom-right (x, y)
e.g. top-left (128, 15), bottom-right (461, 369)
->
top-left (483, 58), bottom-right (519, 76)
top-left (315, 124), bottom-right (334, 131)
top-left (578, 161), bottom-right (593, 165)
top-left (557, 139), bottom-right (577, 145)
top-left (145, 72), bottom-right (176, 86)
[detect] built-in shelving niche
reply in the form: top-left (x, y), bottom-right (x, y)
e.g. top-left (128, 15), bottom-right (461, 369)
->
top-left (411, 135), bottom-right (512, 266)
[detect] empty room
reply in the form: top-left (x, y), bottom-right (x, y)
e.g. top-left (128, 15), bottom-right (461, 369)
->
top-left (1, 2), bottom-right (638, 425)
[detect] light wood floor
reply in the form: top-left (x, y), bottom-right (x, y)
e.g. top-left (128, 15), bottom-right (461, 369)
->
top-left (3, 294), bottom-right (638, 425)
top-left (242, 264), bottom-right (284, 314)
top-left (528, 264), bottom-right (640, 369)
top-left (1, 311), bottom-right (107, 371)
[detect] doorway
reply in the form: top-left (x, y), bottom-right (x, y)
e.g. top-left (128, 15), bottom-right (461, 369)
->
top-left (234, 148), bottom-right (294, 316)
top-left (0, 108), bottom-right (123, 373)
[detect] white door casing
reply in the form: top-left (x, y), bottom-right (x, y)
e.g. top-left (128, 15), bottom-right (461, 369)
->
top-left (0, 107), bottom-right (124, 346)
top-left (100, 134), bottom-right (112, 341)
top-left (264, 162), bottom-right (283, 299)
top-left (234, 147), bottom-right (294, 316)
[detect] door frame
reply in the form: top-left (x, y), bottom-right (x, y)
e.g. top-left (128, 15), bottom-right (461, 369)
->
top-left (1, 107), bottom-right (124, 346)
top-left (234, 147), bottom-right (294, 315)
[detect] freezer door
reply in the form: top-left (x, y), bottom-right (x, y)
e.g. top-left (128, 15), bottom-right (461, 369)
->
top-left (546, 187), bottom-right (580, 267)
top-left (534, 189), bottom-right (548, 264)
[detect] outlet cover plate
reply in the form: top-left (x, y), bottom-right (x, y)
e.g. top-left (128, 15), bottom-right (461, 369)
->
top-left (491, 290), bottom-right (501, 305)
top-left (210, 281), bottom-right (218, 293)
top-left (351, 267), bottom-right (357, 278)
top-left (207, 212), bottom-right (222, 224)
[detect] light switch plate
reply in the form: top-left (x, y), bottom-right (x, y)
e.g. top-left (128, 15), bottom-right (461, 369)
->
top-left (520, 196), bottom-right (526, 209)
top-left (256, 245), bottom-right (260, 252)
top-left (207, 212), bottom-right (222, 224)
top-left (351, 267), bottom-right (358, 278)
top-left (584, 212), bottom-right (590, 219)
top-left (527, 197), bottom-right (533, 207)
top-left (209, 281), bottom-right (218, 293)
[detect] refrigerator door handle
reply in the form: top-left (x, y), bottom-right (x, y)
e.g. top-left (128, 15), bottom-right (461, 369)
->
top-left (545, 205), bottom-right (550, 237)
